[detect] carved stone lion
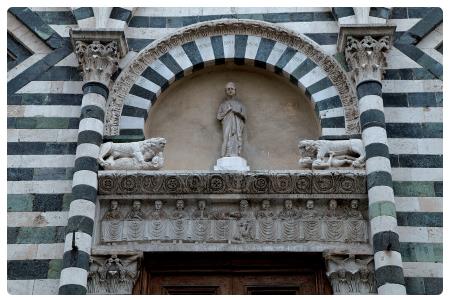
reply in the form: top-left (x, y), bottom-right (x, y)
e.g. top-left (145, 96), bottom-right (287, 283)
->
top-left (98, 137), bottom-right (166, 170)
top-left (298, 139), bottom-right (365, 169)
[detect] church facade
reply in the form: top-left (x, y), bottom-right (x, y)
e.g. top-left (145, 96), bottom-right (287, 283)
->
top-left (7, 7), bottom-right (442, 295)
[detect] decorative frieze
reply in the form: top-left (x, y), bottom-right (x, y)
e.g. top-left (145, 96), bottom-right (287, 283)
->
top-left (98, 198), bottom-right (368, 244)
top-left (324, 253), bottom-right (376, 294)
top-left (87, 253), bottom-right (141, 295)
top-left (97, 171), bottom-right (367, 195)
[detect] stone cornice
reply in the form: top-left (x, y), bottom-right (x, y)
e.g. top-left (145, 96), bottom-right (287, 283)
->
top-left (105, 19), bottom-right (360, 136)
top-left (97, 170), bottom-right (367, 195)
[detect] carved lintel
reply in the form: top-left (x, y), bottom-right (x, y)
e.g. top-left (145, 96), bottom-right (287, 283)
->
top-left (324, 253), bottom-right (376, 295)
top-left (87, 252), bottom-right (142, 295)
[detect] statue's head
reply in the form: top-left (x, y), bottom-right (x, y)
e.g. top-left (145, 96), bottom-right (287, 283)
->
top-left (329, 199), bottom-right (337, 210)
top-left (225, 82), bottom-right (236, 97)
top-left (298, 140), bottom-right (317, 157)
top-left (306, 199), bottom-right (314, 209)
top-left (142, 137), bottom-right (166, 154)
top-left (132, 200), bottom-right (141, 210)
top-left (240, 199), bottom-right (249, 210)
top-left (198, 200), bottom-right (206, 210)
top-left (154, 200), bottom-right (162, 210)
top-left (176, 199), bottom-right (184, 210)
top-left (262, 199), bottom-right (271, 210)
top-left (350, 199), bottom-right (359, 209)
top-left (284, 199), bottom-right (293, 210)
top-left (110, 200), bottom-right (119, 210)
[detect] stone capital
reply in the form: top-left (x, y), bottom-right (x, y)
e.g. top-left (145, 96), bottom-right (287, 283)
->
top-left (337, 25), bottom-right (395, 85)
top-left (323, 253), bottom-right (376, 294)
top-left (70, 29), bottom-right (128, 86)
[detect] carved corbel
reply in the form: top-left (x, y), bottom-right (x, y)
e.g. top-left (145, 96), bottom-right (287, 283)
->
top-left (87, 253), bottom-right (142, 295)
top-left (324, 253), bottom-right (376, 294)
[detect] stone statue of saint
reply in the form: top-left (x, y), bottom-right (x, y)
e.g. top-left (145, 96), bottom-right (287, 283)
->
top-left (217, 82), bottom-right (247, 157)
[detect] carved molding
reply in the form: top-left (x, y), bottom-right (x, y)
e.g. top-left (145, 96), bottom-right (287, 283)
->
top-left (324, 253), bottom-right (376, 294)
top-left (87, 253), bottom-right (142, 295)
top-left (345, 35), bottom-right (391, 85)
top-left (99, 198), bottom-right (368, 244)
top-left (74, 40), bottom-right (120, 86)
top-left (105, 19), bottom-right (360, 136)
top-left (97, 171), bottom-right (367, 195)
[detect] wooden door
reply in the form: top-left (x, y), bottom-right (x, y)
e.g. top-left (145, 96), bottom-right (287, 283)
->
top-left (133, 252), bottom-right (332, 295)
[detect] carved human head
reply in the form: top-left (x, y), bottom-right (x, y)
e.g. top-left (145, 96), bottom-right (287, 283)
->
top-left (350, 199), bottom-right (359, 209)
top-left (110, 200), bottom-right (119, 210)
top-left (198, 200), bottom-right (206, 210)
top-left (132, 200), bottom-right (141, 210)
top-left (329, 199), bottom-right (337, 210)
top-left (176, 199), bottom-right (184, 210)
top-left (262, 199), bottom-right (271, 210)
top-left (284, 199), bottom-right (293, 209)
top-left (225, 82), bottom-right (236, 97)
top-left (155, 200), bottom-right (162, 210)
top-left (306, 200), bottom-right (314, 209)
top-left (240, 200), bottom-right (249, 210)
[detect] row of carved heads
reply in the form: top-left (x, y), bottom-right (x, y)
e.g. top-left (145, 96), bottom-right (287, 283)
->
top-left (103, 199), bottom-right (365, 221)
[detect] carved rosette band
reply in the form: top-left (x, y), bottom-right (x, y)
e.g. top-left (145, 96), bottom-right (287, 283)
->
top-left (98, 171), bottom-right (367, 195)
top-left (345, 35), bottom-right (390, 85)
top-left (105, 19), bottom-right (360, 136)
top-left (75, 40), bottom-right (120, 86)
top-left (324, 253), bottom-right (376, 294)
top-left (87, 253), bottom-right (141, 295)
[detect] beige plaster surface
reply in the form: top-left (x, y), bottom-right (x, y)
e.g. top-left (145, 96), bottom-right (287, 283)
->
top-left (145, 64), bottom-right (320, 170)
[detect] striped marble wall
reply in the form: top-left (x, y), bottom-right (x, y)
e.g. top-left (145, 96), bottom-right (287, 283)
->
top-left (7, 7), bottom-right (442, 295)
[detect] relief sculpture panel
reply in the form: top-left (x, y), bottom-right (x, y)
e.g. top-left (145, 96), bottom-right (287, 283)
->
top-left (99, 198), bottom-right (368, 245)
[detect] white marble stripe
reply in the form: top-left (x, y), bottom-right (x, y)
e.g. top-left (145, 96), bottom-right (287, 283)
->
top-left (7, 54), bottom-right (46, 81)
top-left (59, 267), bottom-right (88, 287)
top-left (78, 118), bottom-right (103, 135)
top-left (280, 21), bottom-right (338, 33)
top-left (368, 16), bottom-right (387, 24)
top-left (7, 129), bottom-right (78, 142)
top-left (72, 170), bottom-right (97, 189)
top-left (362, 126), bottom-right (388, 146)
top-left (374, 251), bottom-right (403, 268)
top-left (49, 25), bottom-right (72, 37)
top-left (149, 59), bottom-right (175, 82)
top-left (124, 93), bottom-right (152, 111)
top-left (106, 18), bottom-right (127, 29)
top-left (244, 35), bottom-right (261, 61)
top-left (119, 115), bottom-right (145, 130)
top-left (282, 52), bottom-right (307, 76)
top-left (33, 279), bottom-right (61, 295)
top-left (7, 155), bottom-right (75, 168)
top-left (368, 185), bottom-right (395, 205)
top-left (76, 143), bottom-right (100, 160)
top-left (384, 107), bottom-right (443, 123)
top-left (81, 93), bottom-right (106, 110)
top-left (222, 35), bottom-right (236, 60)
top-left (337, 15), bottom-right (356, 25)
top-left (7, 105), bottom-right (81, 118)
top-left (382, 80), bottom-right (442, 93)
top-left (298, 66), bottom-right (328, 88)
top-left (16, 81), bottom-right (83, 94)
top-left (321, 127), bottom-right (346, 136)
top-left (395, 197), bottom-right (442, 213)
top-left (7, 243), bottom-right (65, 260)
top-left (402, 262), bottom-right (443, 278)
top-left (135, 75), bottom-right (161, 95)
top-left (63, 231), bottom-right (92, 255)
top-left (391, 168), bottom-right (443, 182)
top-left (370, 215), bottom-right (399, 235)
top-left (266, 42), bottom-right (288, 69)
top-left (366, 156), bottom-right (392, 174)
top-left (377, 283), bottom-right (407, 295)
top-left (7, 180), bottom-right (72, 194)
top-left (54, 53), bottom-right (78, 67)
top-left (319, 107), bottom-right (345, 119)
top-left (358, 94), bottom-right (384, 114)
top-left (168, 46), bottom-right (193, 74)
top-left (386, 48), bottom-right (422, 69)
top-left (387, 138), bottom-right (443, 155)
top-left (68, 199), bottom-right (96, 220)
top-left (195, 36), bottom-right (215, 65)
top-left (311, 85), bottom-right (339, 103)
top-left (125, 27), bottom-right (177, 39)
top-left (397, 226), bottom-right (442, 243)
top-left (7, 280), bottom-right (34, 295)
top-left (7, 212), bottom-right (68, 227)
top-left (387, 18), bottom-right (421, 32)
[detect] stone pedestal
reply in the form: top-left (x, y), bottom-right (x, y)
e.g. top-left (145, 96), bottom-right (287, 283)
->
top-left (214, 157), bottom-right (250, 171)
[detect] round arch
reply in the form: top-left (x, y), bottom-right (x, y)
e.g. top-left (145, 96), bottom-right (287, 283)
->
top-left (105, 19), bottom-right (360, 137)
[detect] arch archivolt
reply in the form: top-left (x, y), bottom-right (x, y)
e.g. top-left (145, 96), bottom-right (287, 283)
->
top-left (106, 19), bottom-right (360, 136)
